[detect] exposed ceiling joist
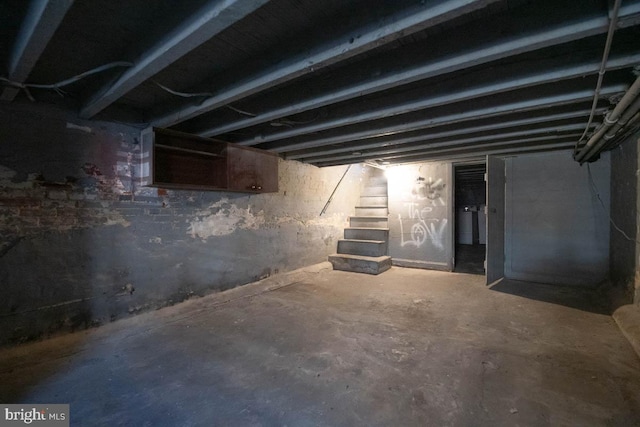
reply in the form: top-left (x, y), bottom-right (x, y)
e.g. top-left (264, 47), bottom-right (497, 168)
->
top-left (315, 140), bottom-right (578, 167)
top-left (387, 142), bottom-right (578, 164)
top-left (378, 136), bottom-right (578, 162)
top-left (79, 0), bottom-right (270, 119)
top-left (266, 57), bottom-right (638, 152)
top-left (3, 0), bottom-right (639, 166)
top-left (151, 0), bottom-right (502, 128)
top-left (306, 124), bottom-right (589, 164)
top-left (199, 3), bottom-right (640, 140)
top-left (286, 108), bottom-right (606, 161)
top-left (282, 85), bottom-right (626, 156)
top-left (276, 53), bottom-right (640, 148)
top-left (1, 0), bottom-right (73, 102)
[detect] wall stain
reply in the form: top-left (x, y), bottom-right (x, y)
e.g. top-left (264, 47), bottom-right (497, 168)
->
top-left (0, 103), bottom-right (363, 345)
top-left (188, 197), bottom-right (266, 240)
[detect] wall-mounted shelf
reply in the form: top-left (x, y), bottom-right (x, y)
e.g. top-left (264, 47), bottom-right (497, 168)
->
top-left (141, 128), bottom-right (278, 193)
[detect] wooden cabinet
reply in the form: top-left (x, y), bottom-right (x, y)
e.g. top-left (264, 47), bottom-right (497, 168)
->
top-left (141, 128), bottom-right (278, 193)
top-left (227, 145), bottom-right (278, 193)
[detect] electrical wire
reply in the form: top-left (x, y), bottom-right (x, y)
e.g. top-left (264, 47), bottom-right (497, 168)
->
top-left (0, 62), bottom-right (132, 101)
top-left (269, 115), bottom-right (320, 128)
top-left (153, 81), bottom-right (213, 98)
top-left (153, 81), bottom-right (259, 117)
top-left (226, 105), bottom-right (256, 117)
top-left (587, 162), bottom-right (640, 243)
top-left (574, 0), bottom-right (622, 154)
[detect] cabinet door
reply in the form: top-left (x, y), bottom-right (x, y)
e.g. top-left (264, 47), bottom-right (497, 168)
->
top-left (227, 145), bottom-right (278, 193)
top-left (255, 151), bottom-right (278, 192)
top-left (227, 145), bottom-right (257, 191)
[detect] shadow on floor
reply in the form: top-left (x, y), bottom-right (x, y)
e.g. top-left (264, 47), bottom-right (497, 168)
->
top-left (1, 266), bottom-right (639, 425)
top-left (489, 279), bottom-right (610, 315)
top-left (454, 244), bottom-right (485, 275)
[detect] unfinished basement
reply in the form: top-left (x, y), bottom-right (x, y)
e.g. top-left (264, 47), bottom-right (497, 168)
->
top-left (1, 0), bottom-right (640, 425)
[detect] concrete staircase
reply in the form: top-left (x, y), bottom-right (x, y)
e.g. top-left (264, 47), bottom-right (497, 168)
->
top-left (329, 170), bottom-right (391, 274)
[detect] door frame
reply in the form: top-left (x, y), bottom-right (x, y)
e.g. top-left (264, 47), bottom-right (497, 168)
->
top-left (485, 155), bottom-right (506, 285)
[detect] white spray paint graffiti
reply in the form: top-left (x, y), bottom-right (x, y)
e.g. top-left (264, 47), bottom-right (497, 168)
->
top-left (410, 176), bottom-right (446, 205)
top-left (397, 176), bottom-right (448, 250)
top-left (398, 206), bottom-right (448, 250)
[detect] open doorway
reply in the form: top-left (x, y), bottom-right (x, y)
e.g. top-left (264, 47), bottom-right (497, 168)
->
top-left (454, 163), bottom-right (486, 274)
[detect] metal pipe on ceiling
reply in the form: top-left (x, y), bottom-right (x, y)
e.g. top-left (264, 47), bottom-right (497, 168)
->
top-left (575, 74), bottom-right (640, 163)
top-left (578, 93), bottom-right (640, 162)
top-left (600, 96), bottom-right (640, 140)
top-left (575, 0), bottom-right (622, 145)
top-left (597, 111), bottom-right (640, 153)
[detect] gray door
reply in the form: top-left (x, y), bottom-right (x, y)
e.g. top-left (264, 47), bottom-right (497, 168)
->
top-left (486, 155), bottom-right (505, 285)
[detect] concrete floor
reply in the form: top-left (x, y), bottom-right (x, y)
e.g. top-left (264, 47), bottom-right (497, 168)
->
top-left (454, 244), bottom-right (486, 275)
top-left (1, 264), bottom-right (639, 426)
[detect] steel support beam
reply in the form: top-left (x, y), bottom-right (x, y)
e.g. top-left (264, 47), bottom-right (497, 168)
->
top-left (358, 135), bottom-right (579, 163)
top-left (314, 139), bottom-right (577, 167)
top-left (150, 0), bottom-right (504, 127)
top-left (241, 54), bottom-right (640, 148)
top-left (285, 107), bottom-right (605, 160)
top-left (382, 142), bottom-right (577, 163)
top-left (80, 0), bottom-right (270, 118)
top-left (276, 53), bottom-right (640, 152)
top-left (195, 3), bottom-right (640, 139)
top-left (285, 89), bottom-right (625, 159)
top-left (302, 124), bottom-right (589, 164)
top-left (1, 0), bottom-right (74, 102)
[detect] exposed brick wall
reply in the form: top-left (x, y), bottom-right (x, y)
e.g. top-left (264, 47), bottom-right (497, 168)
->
top-left (0, 102), bottom-right (363, 346)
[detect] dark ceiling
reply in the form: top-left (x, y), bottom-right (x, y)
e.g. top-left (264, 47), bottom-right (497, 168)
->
top-left (1, 0), bottom-right (639, 166)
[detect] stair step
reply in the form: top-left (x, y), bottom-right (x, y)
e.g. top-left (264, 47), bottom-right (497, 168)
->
top-left (359, 196), bottom-right (388, 206)
top-left (349, 216), bottom-right (388, 228)
top-left (361, 185), bottom-right (388, 197)
top-left (364, 175), bottom-right (387, 186)
top-left (345, 227), bottom-right (389, 241)
top-left (355, 206), bottom-right (389, 216)
top-left (338, 239), bottom-right (386, 257)
top-left (328, 254), bottom-right (392, 275)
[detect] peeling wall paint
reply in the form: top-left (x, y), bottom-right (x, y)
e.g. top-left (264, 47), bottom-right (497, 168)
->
top-left (0, 102), bottom-right (362, 346)
top-left (188, 198), bottom-right (266, 239)
top-left (187, 197), bottom-right (348, 240)
top-left (0, 165), bottom-right (131, 242)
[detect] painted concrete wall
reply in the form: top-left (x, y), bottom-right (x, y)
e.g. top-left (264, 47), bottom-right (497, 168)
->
top-left (0, 102), bottom-right (362, 346)
top-left (609, 131), bottom-right (640, 306)
top-left (386, 162), bottom-right (453, 270)
top-left (505, 150), bottom-right (610, 286)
